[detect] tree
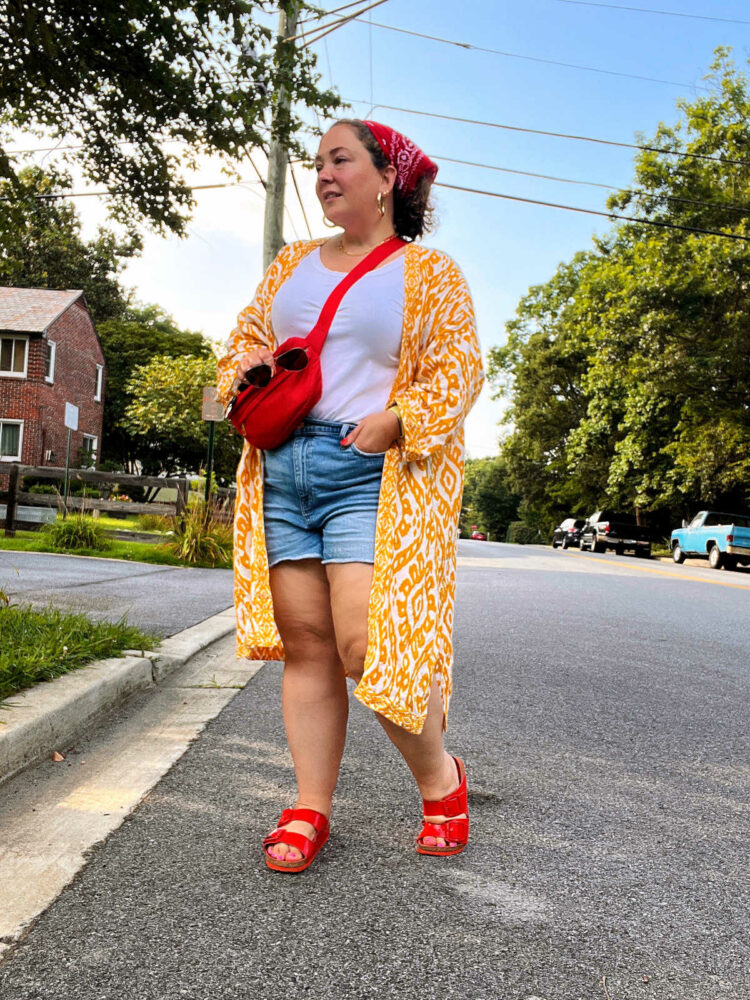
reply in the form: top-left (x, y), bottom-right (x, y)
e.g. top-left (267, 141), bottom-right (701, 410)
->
top-left (97, 305), bottom-right (214, 470)
top-left (0, 166), bottom-right (140, 321)
top-left (123, 353), bottom-right (242, 479)
top-left (489, 50), bottom-right (750, 529)
top-left (460, 456), bottom-right (520, 540)
top-left (0, 0), bottom-right (341, 234)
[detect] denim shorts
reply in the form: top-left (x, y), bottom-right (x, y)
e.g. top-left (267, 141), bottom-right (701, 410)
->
top-left (262, 419), bottom-right (386, 568)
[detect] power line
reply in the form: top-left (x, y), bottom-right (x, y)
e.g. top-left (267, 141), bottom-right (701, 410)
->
top-left (299, 0), bottom-right (382, 23)
top-left (288, 156), bottom-right (313, 239)
top-left (364, 102), bottom-right (750, 169)
top-left (432, 154), bottom-right (750, 214)
top-left (289, 0), bottom-right (389, 49)
top-left (435, 180), bottom-right (750, 242)
top-left (553, 0), bottom-right (750, 26)
top-left (0, 178), bottom-right (265, 202)
top-left (364, 20), bottom-right (706, 91)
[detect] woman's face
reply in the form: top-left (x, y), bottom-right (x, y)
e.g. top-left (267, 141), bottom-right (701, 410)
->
top-left (315, 124), bottom-right (394, 229)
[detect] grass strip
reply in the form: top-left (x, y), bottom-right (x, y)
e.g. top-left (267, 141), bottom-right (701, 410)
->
top-left (0, 533), bottom-right (231, 570)
top-left (0, 605), bottom-right (157, 702)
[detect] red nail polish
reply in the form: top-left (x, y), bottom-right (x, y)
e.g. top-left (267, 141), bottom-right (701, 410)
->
top-left (341, 437), bottom-right (349, 446)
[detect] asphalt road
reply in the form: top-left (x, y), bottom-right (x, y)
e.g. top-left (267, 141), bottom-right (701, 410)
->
top-left (1, 542), bottom-right (747, 999)
top-left (0, 551), bottom-right (233, 636)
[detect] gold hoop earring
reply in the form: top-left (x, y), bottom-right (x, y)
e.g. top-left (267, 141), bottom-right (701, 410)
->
top-left (322, 215), bottom-right (338, 229)
top-left (377, 192), bottom-right (386, 218)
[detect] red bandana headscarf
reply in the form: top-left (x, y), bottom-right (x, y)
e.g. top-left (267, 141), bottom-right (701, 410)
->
top-left (362, 120), bottom-right (438, 194)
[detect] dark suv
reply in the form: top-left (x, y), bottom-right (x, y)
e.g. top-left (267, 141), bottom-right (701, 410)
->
top-left (551, 518), bottom-right (585, 549)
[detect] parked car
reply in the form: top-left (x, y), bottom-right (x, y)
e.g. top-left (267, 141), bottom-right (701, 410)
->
top-left (579, 510), bottom-right (651, 557)
top-left (470, 529), bottom-right (487, 541)
top-left (670, 510), bottom-right (750, 570)
top-left (551, 517), bottom-right (585, 549)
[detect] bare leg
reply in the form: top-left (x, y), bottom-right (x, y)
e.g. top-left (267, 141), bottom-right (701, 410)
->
top-left (266, 559), bottom-right (348, 863)
top-left (326, 563), bottom-right (466, 849)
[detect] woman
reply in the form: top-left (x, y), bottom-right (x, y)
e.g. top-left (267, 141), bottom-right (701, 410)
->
top-left (217, 119), bottom-right (484, 872)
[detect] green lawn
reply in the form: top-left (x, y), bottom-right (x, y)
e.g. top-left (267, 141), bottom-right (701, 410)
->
top-left (0, 530), bottom-right (231, 569)
top-left (0, 604), bottom-right (157, 701)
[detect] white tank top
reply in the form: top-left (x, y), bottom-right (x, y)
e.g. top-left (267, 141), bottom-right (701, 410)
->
top-left (270, 247), bottom-right (404, 423)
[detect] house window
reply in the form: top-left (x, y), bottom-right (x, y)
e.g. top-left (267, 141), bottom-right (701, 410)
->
top-left (0, 419), bottom-right (23, 461)
top-left (95, 364), bottom-right (103, 402)
top-left (45, 340), bottom-right (56, 383)
top-left (0, 336), bottom-right (29, 377)
top-left (81, 434), bottom-right (98, 467)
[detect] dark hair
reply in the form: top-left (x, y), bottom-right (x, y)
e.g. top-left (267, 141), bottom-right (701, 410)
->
top-left (334, 118), bottom-right (436, 241)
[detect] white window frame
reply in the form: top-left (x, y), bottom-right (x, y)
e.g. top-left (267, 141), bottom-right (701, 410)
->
top-left (0, 335), bottom-right (29, 379)
top-left (45, 339), bottom-right (56, 384)
top-left (95, 364), bottom-right (104, 402)
top-left (0, 419), bottom-right (24, 462)
top-left (81, 434), bottom-right (98, 467)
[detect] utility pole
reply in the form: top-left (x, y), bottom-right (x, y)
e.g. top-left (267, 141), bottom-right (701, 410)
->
top-left (263, 3), bottom-right (299, 270)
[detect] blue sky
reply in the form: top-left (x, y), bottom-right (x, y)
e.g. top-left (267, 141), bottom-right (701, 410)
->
top-left (74, 0), bottom-right (750, 457)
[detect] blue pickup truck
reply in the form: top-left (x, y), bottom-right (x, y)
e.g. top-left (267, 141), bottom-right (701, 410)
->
top-left (670, 511), bottom-right (750, 570)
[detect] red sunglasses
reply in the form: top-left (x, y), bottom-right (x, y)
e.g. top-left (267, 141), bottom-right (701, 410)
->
top-left (241, 347), bottom-right (308, 389)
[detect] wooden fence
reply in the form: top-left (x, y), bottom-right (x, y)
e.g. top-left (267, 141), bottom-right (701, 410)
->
top-left (0, 464), bottom-right (235, 537)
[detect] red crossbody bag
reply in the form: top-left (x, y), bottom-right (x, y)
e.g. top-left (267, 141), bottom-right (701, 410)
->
top-left (227, 236), bottom-right (405, 450)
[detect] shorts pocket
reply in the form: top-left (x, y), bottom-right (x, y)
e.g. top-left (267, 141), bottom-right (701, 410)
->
top-left (350, 441), bottom-right (388, 458)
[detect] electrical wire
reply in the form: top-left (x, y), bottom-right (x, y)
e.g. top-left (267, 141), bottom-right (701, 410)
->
top-left (432, 154), bottom-right (750, 214)
top-left (288, 156), bottom-right (313, 238)
top-left (0, 178), bottom-right (265, 202)
top-left (289, 0), bottom-right (389, 49)
top-left (553, 0), bottom-right (750, 26)
top-left (363, 20), bottom-right (706, 91)
top-left (8, 170), bottom-right (749, 244)
top-left (364, 102), bottom-right (750, 169)
top-left (435, 180), bottom-right (750, 242)
top-left (299, 0), bottom-right (377, 22)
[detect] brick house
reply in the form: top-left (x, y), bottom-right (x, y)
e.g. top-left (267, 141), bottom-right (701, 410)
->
top-left (0, 288), bottom-right (105, 472)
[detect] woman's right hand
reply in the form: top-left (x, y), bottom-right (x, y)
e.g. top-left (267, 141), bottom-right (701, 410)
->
top-left (233, 347), bottom-right (276, 392)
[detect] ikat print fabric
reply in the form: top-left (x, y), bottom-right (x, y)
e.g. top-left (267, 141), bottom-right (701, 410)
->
top-left (217, 240), bottom-right (484, 733)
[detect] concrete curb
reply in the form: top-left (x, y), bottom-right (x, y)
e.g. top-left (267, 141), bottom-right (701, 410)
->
top-left (0, 606), bottom-right (237, 787)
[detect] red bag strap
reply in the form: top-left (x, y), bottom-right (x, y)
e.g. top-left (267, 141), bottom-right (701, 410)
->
top-left (306, 236), bottom-right (406, 354)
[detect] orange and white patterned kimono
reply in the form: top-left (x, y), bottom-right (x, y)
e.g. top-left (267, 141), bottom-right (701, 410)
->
top-left (216, 239), bottom-right (484, 734)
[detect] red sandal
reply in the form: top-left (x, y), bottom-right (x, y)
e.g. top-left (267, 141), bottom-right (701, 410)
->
top-left (416, 756), bottom-right (469, 857)
top-left (263, 807), bottom-right (330, 873)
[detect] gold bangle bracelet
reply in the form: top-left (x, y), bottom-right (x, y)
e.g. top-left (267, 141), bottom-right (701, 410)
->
top-left (389, 403), bottom-right (404, 436)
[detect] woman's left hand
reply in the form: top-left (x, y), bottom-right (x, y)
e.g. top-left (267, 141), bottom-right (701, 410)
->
top-left (341, 410), bottom-right (401, 454)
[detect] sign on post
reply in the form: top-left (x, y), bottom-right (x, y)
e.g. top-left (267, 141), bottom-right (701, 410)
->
top-left (201, 387), bottom-right (224, 422)
top-left (201, 387), bottom-right (223, 503)
top-left (64, 402), bottom-right (79, 431)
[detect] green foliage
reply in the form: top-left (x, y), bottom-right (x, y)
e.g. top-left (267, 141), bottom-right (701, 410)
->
top-left (136, 514), bottom-right (171, 532)
top-left (123, 353), bottom-right (242, 479)
top-left (163, 502), bottom-right (232, 567)
top-left (0, 166), bottom-right (140, 321)
top-left (97, 304), bottom-right (214, 472)
top-left (505, 522), bottom-right (543, 545)
top-left (0, 1), bottom-right (341, 234)
top-left (44, 515), bottom-right (110, 552)
top-left (489, 50), bottom-right (750, 528)
top-left (0, 605), bottom-right (155, 700)
top-left (460, 456), bottom-right (520, 539)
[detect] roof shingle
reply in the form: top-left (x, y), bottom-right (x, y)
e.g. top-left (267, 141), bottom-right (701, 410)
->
top-left (0, 287), bottom-right (84, 333)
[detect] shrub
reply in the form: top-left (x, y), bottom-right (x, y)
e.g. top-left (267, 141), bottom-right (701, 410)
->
top-left (43, 514), bottom-right (111, 551)
top-left (163, 501), bottom-right (232, 567)
top-left (505, 521), bottom-right (543, 545)
top-left (136, 513), bottom-right (170, 532)
top-left (28, 484), bottom-right (57, 495)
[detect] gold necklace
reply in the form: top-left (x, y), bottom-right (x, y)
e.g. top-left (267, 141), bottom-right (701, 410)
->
top-left (338, 233), bottom-right (395, 257)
